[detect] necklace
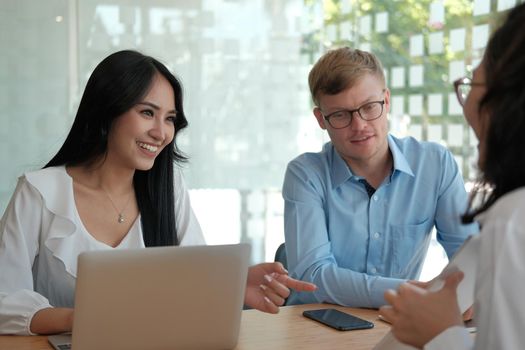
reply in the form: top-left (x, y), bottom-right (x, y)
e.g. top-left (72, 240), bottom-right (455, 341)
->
top-left (102, 188), bottom-right (133, 224)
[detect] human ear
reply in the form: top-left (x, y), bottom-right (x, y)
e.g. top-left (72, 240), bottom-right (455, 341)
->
top-left (383, 88), bottom-right (391, 115)
top-left (313, 107), bottom-right (327, 130)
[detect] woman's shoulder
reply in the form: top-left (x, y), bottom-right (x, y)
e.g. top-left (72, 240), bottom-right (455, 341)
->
top-left (10, 166), bottom-right (68, 198)
top-left (483, 187), bottom-right (525, 224)
top-left (22, 165), bottom-right (75, 217)
top-left (24, 165), bottom-right (68, 185)
top-left (172, 165), bottom-right (188, 189)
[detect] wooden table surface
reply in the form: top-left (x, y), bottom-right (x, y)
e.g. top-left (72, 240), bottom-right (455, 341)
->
top-left (0, 303), bottom-right (390, 350)
top-left (235, 303), bottom-right (389, 350)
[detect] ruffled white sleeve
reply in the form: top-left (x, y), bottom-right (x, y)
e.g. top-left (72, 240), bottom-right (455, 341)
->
top-left (424, 326), bottom-right (473, 350)
top-left (173, 168), bottom-right (206, 246)
top-left (0, 177), bottom-right (52, 335)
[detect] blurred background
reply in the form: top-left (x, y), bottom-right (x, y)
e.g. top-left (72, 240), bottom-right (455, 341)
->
top-left (1, 0), bottom-right (517, 280)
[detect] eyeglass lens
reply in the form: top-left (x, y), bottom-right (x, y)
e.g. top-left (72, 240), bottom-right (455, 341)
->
top-left (458, 84), bottom-right (471, 105)
top-left (327, 102), bottom-right (383, 129)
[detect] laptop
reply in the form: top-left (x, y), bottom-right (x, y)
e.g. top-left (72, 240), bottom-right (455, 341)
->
top-left (48, 243), bottom-right (250, 350)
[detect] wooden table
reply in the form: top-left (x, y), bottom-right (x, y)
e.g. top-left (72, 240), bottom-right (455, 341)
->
top-left (235, 303), bottom-right (389, 349)
top-left (0, 303), bottom-right (390, 350)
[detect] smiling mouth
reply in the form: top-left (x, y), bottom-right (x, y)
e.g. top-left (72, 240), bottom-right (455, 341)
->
top-left (137, 142), bottom-right (159, 152)
top-left (351, 135), bottom-right (373, 143)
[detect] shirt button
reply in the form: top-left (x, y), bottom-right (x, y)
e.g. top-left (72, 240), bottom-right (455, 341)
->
top-left (371, 267), bottom-right (377, 274)
top-left (373, 195), bottom-right (379, 201)
top-left (374, 232), bottom-right (380, 239)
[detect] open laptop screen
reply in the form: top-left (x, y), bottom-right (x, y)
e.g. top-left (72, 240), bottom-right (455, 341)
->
top-left (49, 244), bottom-right (250, 350)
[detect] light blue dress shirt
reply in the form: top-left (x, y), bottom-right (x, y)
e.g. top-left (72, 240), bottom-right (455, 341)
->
top-left (283, 134), bottom-right (478, 308)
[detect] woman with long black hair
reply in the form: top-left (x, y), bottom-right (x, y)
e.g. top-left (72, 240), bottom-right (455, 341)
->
top-left (0, 50), bottom-right (315, 335)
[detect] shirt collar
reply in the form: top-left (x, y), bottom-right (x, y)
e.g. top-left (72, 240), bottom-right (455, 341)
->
top-left (330, 144), bottom-right (353, 188)
top-left (388, 134), bottom-right (415, 178)
top-left (330, 134), bottom-right (415, 188)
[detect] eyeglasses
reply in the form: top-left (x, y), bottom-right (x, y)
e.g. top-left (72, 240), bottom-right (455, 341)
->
top-left (320, 100), bottom-right (385, 129)
top-left (453, 77), bottom-right (485, 107)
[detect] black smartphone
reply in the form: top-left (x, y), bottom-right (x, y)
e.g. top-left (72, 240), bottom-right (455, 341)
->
top-left (303, 308), bottom-right (374, 331)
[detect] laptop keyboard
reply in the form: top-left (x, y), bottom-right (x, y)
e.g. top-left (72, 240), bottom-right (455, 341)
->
top-left (57, 345), bottom-right (72, 350)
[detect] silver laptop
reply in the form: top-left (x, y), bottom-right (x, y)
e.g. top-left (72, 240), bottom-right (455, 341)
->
top-left (48, 244), bottom-right (250, 350)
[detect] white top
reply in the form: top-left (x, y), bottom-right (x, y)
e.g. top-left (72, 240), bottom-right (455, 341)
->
top-left (426, 187), bottom-right (525, 350)
top-left (0, 166), bottom-right (205, 335)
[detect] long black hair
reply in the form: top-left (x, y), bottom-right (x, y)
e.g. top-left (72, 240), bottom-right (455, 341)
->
top-left (462, 3), bottom-right (525, 223)
top-left (45, 50), bottom-right (188, 246)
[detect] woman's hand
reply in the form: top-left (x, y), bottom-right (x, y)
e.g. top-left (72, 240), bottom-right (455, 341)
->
top-left (244, 262), bottom-right (316, 314)
top-left (379, 271), bottom-right (464, 348)
top-left (30, 307), bottom-right (74, 335)
top-left (408, 277), bottom-right (474, 321)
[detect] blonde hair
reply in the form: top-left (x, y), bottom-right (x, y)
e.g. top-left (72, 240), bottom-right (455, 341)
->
top-left (308, 47), bottom-right (385, 106)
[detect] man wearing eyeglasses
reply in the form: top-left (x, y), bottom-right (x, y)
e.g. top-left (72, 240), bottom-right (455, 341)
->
top-left (282, 47), bottom-right (478, 308)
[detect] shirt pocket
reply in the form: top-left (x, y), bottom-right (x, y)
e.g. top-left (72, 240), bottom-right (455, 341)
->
top-left (389, 218), bottom-right (431, 278)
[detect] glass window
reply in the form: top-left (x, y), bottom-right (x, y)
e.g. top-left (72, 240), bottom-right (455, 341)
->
top-left (1, 0), bottom-right (519, 275)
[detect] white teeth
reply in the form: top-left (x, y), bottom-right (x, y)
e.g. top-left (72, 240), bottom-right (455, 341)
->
top-left (137, 142), bottom-right (158, 152)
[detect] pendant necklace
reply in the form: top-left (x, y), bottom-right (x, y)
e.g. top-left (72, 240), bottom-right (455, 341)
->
top-left (102, 189), bottom-right (133, 224)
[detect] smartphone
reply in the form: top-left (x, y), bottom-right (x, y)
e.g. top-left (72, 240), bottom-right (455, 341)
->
top-left (303, 308), bottom-right (374, 331)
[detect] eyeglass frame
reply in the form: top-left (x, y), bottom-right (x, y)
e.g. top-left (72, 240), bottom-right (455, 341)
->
top-left (453, 77), bottom-right (485, 107)
top-left (319, 99), bottom-right (386, 129)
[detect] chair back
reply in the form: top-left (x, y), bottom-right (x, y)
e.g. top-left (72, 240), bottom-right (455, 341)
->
top-left (274, 242), bottom-right (287, 270)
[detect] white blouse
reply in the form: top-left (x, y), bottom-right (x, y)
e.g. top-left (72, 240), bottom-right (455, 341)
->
top-left (0, 166), bottom-right (205, 335)
top-left (426, 187), bottom-right (525, 350)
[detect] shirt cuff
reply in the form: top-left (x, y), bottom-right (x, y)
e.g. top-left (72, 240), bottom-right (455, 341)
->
top-left (424, 326), bottom-right (473, 350)
top-left (370, 277), bottom-right (404, 308)
top-left (0, 290), bottom-right (51, 335)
